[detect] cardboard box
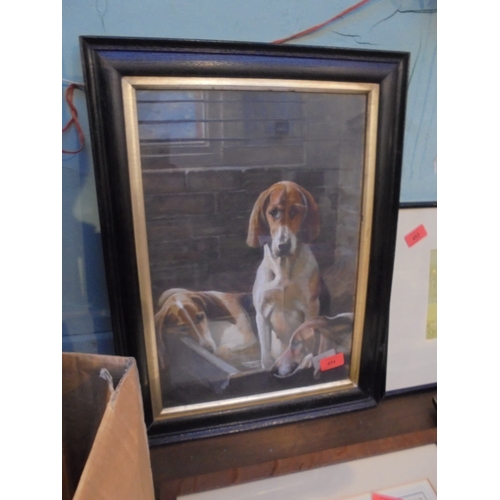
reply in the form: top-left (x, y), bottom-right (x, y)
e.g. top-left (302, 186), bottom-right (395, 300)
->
top-left (62, 353), bottom-right (155, 500)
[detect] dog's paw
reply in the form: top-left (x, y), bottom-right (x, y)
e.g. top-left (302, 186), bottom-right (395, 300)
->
top-left (261, 355), bottom-right (275, 371)
top-left (298, 353), bottom-right (313, 370)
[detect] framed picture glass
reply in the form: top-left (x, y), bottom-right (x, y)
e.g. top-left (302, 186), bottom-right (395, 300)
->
top-left (81, 37), bottom-right (408, 443)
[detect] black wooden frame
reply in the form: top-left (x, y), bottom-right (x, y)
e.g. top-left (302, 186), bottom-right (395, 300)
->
top-left (80, 36), bottom-right (409, 444)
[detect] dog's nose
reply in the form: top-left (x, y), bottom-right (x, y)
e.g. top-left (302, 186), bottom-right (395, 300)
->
top-left (270, 365), bottom-right (283, 378)
top-left (205, 345), bottom-right (214, 354)
top-left (278, 241), bottom-right (291, 255)
top-left (271, 362), bottom-right (298, 378)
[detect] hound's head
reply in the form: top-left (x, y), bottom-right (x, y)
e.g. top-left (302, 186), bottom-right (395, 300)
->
top-left (271, 313), bottom-right (353, 378)
top-left (246, 181), bottom-right (320, 258)
top-left (154, 289), bottom-right (236, 354)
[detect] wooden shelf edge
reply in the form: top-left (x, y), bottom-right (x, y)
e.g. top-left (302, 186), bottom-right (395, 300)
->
top-left (159, 430), bottom-right (436, 500)
top-left (153, 389), bottom-right (437, 500)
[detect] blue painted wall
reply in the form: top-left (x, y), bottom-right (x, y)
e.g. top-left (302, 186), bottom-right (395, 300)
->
top-left (62, 0), bottom-right (436, 354)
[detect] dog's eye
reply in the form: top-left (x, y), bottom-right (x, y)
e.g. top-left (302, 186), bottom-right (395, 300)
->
top-left (268, 208), bottom-right (280, 219)
top-left (291, 340), bottom-right (302, 350)
top-left (194, 312), bottom-right (205, 324)
top-left (172, 325), bottom-right (189, 334)
top-left (289, 206), bottom-right (300, 219)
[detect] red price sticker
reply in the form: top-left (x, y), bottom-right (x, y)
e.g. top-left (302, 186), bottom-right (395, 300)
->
top-left (320, 352), bottom-right (344, 372)
top-left (404, 224), bottom-right (427, 247)
top-left (372, 494), bottom-right (403, 500)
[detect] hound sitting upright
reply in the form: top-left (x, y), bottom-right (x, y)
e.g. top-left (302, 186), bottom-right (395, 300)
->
top-left (247, 181), bottom-right (321, 369)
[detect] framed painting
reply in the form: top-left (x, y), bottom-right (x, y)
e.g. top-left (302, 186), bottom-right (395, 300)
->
top-left (80, 37), bottom-right (408, 443)
top-left (386, 204), bottom-right (437, 393)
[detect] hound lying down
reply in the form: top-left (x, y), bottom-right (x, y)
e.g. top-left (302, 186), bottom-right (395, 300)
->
top-left (154, 288), bottom-right (257, 368)
top-left (271, 313), bottom-right (354, 378)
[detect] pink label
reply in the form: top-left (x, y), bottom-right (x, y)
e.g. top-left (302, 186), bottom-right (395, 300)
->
top-left (320, 352), bottom-right (344, 371)
top-left (404, 224), bottom-right (428, 247)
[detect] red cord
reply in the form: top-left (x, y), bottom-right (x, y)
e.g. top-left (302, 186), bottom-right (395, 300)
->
top-left (62, 84), bottom-right (85, 154)
top-left (62, 3), bottom-right (371, 152)
top-left (272, 0), bottom-right (372, 44)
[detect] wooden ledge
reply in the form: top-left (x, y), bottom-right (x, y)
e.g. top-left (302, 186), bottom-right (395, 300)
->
top-left (150, 388), bottom-right (437, 500)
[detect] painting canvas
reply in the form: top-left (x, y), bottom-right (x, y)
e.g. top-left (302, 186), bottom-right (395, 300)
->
top-left (81, 38), bottom-right (408, 440)
top-left (124, 78), bottom-right (375, 412)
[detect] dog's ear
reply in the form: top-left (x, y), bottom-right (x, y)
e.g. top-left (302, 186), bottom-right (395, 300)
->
top-left (154, 303), bottom-right (174, 371)
top-left (318, 313), bottom-right (354, 341)
top-left (192, 293), bottom-right (237, 323)
top-left (154, 311), bottom-right (168, 369)
top-left (155, 289), bottom-right (186, 336)
top-left (246, 188), bottom-right (272, 247)
top-left (300, 186), bottom-right (320, 243)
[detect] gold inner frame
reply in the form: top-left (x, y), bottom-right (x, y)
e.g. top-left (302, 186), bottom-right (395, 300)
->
top-left (122, 76), bottom-right (379, 421)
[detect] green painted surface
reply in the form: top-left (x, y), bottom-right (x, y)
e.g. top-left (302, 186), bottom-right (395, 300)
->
top-left (426, 249), bottom-right (437, 340)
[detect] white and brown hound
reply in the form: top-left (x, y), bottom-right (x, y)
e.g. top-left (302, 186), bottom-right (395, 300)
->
top-left (154, 288), bottom-right (256, 367)
top-left (271, 313), bottom-right (353, 378)
top-left (247, 181), bottom-right (321, 369)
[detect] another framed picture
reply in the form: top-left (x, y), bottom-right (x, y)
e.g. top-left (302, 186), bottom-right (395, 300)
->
top-left (81, 37), bottom-right (408, 443)
top-left (386, 205), bottom-right (437, 393)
